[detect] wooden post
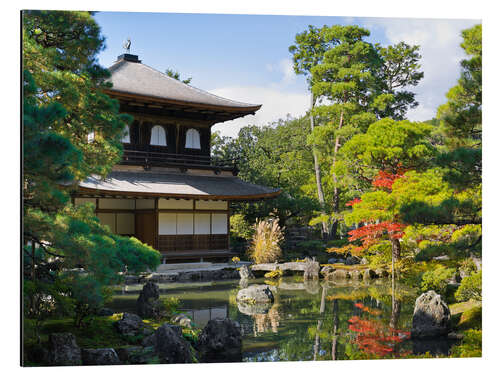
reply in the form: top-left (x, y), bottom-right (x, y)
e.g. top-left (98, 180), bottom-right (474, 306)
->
top-left (154, 197), bottom-right (159, 252)
top-left (227, 202), bottom-right (231, 250)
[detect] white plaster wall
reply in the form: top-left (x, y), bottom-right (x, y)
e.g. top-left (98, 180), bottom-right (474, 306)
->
top-left (136, 199), bottom-right (155, 209)
top-left (177, 213), bottom-right (194, 235)
top-left (98, 198), bottom-right (135, 210)
top-left (194, 213), bottom-right (211, 234)
top-left (158, 198), bottom-right (193, 209)
top-left (195, 200), bottom-right (228, 210)
top-left (158, 213), bottom-right (176, 235)
top-left (211, 213), bottom-right (228, 234)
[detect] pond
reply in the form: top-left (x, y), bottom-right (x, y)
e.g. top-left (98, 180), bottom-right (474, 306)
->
top-left (107, 277), bottom-right (458, 361)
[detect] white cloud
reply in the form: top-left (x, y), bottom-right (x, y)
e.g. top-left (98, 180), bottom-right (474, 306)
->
top-left (279, 58), bottom-right (296, 84)
top-left (362, 17), bottom-right (479, 121)
top-left (210, 86), bottom-right (309, 138)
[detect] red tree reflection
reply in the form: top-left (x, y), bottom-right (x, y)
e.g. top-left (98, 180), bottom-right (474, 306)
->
top-left (348, 303), bottom-right (411, 358)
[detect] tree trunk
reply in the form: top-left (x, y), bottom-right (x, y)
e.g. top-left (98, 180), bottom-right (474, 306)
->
top-left (331, 298), bottom-right (339, 360)
top-left (313, 286), bottom-right (327, 360)
top-left (309, 94), bottom-right (329, 239)
top-left (330, 110), bottom-right (344, 240)
top-left (391, 238), bottom-right (401, 263)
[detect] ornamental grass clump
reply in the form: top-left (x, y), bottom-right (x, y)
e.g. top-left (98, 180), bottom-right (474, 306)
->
top-left (248, 219), bottom-right (284, 264)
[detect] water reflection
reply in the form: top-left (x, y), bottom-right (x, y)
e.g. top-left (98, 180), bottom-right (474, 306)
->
top-left (107, 276), bottom-right (461, 361)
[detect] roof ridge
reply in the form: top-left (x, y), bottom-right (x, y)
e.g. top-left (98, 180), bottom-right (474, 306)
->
top-left (138, 61), bottom-right (260, 107)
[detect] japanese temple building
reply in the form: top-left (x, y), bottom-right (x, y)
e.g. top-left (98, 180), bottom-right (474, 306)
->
top-left (73, 53), bottom-right (281, 262)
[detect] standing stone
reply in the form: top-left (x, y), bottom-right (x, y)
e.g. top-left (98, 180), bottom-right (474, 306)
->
top-left (239, 265), bottom-right (255, 279)
top-left (114, 312), bottom-right (144, 336)
top-left (303, 258), bottom-right (320, 280)
top-left (411, 290), bottom-right (451, 338)
top-left (154, 323), bottom-right (194, 363)
top-left (197, 318), bottom-right (242, 363)
top-left (236, 284), bottom-right (274, 304)
top-left (46, 332), bottom-right (81, 366)
top-left (81, 348), bottom-right (121, 365)
top-left (137, 281), bottom-right (161, 318)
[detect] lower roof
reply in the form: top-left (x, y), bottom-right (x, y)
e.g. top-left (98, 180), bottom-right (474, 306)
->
top-left (77, 171), bottom-right (281, 201)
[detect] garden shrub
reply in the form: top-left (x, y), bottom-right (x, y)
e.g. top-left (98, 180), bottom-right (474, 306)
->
top-left (264, 269), bottom-right (283, 279)
top-left (459, 257), bottom-right (478, 277)
top-left (160, 297), bottom-right (181, 317)
top-left (457, 305), bottom-right (482, 330)
top-left (296, 240), bottom-right (325, 252)
top-left (248, 219), bottom-right (284, 264)
top-left (230, 214), bottom-right (254, 240)
top-left (420, 265), bottom-right (456, 295)
top-left (450, 329), bottom-right (482, 357)
top-left (455, 270), bottom-right (482, 302)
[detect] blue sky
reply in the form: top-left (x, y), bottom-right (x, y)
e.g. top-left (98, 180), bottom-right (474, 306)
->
top-left (94, 12), bottom-right (479, 137)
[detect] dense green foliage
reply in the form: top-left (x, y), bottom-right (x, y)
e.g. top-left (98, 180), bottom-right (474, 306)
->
top-left (455, 271), bottom-right (482, 302)
top-left (23, 10), bottom-right (160, 334)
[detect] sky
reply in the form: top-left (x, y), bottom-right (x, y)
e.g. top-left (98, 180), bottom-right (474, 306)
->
top-left (94, 12), bottom-right (480, 138)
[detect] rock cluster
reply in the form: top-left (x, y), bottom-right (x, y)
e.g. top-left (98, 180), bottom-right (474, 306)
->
top-left (46, 332), bottom-right (82, 366)
top-left (81, 348), bottom-right (121, 366)
top-left (114, 312), bottom-right (144, 336)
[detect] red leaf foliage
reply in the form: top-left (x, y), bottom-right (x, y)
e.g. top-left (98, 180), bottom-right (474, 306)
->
top-left (348, 310), bottom-right (411, 357)
top-left (372, 170), bottom-right (405, 190)
top-left (347, 221), bottom-right (406, 251)
top-left (346, 198), bottom-right (362, 207)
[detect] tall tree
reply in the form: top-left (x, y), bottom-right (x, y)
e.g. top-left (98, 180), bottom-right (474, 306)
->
top-left (338, 118), bottom-right (435, 263)
top-left (308, 25), bottom-right (423, 239)
top-left (436, 24), bottom-right (482, 190)
top-left (289, 25), bottom-right (339, 238)
top-left (23, 10), bottom-right (160, 326)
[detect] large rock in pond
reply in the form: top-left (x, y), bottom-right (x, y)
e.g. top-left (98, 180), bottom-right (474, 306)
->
top-left (81, 348), bottom-right (121, 366)
top-left (237, 301), bottom-right (272, 315)
top-left (239, 264), bottom-right (255, 279)
top-left (236, 284), bottom-right (274, 304)
top-left (154, 323), bottom-right (194, 364)
top-left (411, 290), bottom-right (451, 338)
top-left (137, 281), bottom-right (160, 318)
top-left (46, 332), bottom-right (81, 366)
top-left (197, 318), bottom-right (242, 363)
top-left (303, 258), bottom-right (320, 280)
top-left (115, 312), bottom-right (144, 336)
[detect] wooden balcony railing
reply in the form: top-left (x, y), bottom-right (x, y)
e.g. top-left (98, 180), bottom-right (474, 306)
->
top-left (120, 149), bottom-right (238, 173)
